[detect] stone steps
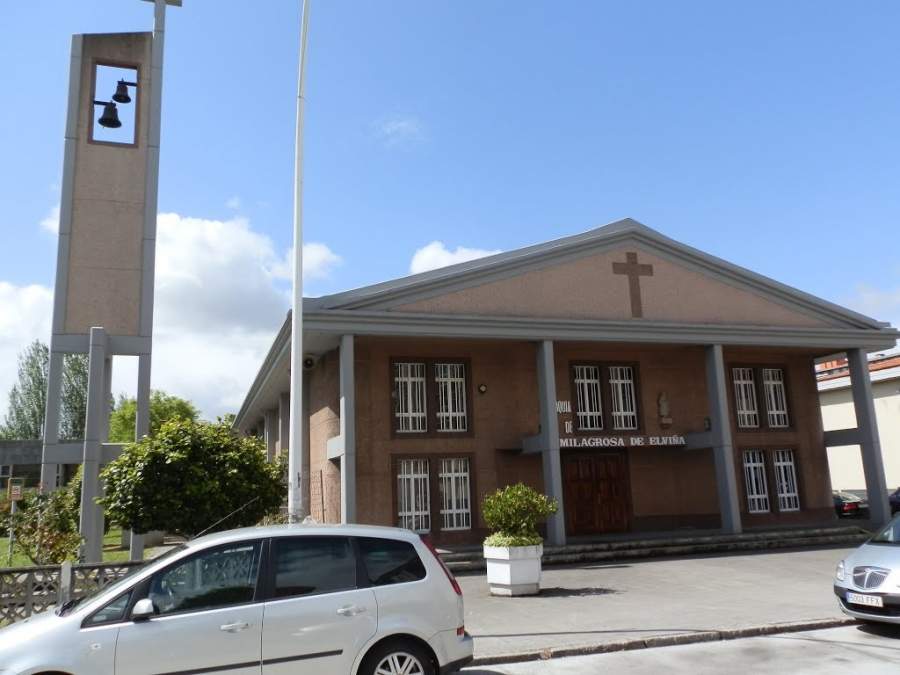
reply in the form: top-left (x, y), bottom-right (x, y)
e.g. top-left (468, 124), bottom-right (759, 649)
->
top-left (441, 526), bottom-right (871, 573)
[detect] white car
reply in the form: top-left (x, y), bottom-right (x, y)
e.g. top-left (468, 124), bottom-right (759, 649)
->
top-left (0, 524), bottom-right (474, 675)
top-left (834, 514), bottom-right (900, 624)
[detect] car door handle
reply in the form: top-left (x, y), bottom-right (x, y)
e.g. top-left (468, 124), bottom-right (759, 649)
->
top-left (220, 621), bottom-right (250, 633)
top-left (336, 605), bottom-right (366, 617)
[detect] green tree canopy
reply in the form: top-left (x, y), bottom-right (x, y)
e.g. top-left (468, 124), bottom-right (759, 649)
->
top-left (0, 340), bottom-right (88, 440)
top-left (101, 418), bottom-right (285, 536)
top-left (108, 390), bottom-right (199, 443)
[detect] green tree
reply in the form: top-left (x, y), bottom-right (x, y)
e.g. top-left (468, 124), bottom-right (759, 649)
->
top-left (101, 419), bottom-right (285, 537)
top-left (0, 340), bottom-right (90, 440)
top-left (0, 341), bottom-right (48, 439)
top-left (108, 390), bottom-right (199, 443)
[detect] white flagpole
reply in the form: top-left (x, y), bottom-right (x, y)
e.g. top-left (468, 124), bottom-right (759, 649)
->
top-left (288, 0), bottom-right (311, 522)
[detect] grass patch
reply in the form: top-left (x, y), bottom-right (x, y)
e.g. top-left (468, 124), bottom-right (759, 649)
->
top-left (0, 527), bottom-right (156, 567)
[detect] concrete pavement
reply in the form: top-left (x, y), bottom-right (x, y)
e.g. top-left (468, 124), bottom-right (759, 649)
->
top-left (459, 545), bottom-right (855, 661)
top-left (461, 624), bottom-right (900, 673)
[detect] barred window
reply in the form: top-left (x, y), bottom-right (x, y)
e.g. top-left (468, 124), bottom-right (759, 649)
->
top-left (774, 449), bottom-right (800, 511)
top-left (439, 458), bottom-right (471, 530)
top-left (394, 362), bottom-right (427, 433)
top-left (397, 459), bottom-right (430, 533)
top-left (743, 449), bottom-right (770, 513)
top-left (573, 365), bottom-right (603, 430)
top-left (762, 368), bottom-right (790, 428)
top-left (732, 368), bottom-right (759, 429)
top-left (609, 366), bottom-right (638, 431)
top-left (435, 363), bottom-right (468, 432)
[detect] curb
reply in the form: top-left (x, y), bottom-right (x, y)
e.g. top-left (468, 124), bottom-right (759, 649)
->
top-left (468, 617), bottom-right (856, 667)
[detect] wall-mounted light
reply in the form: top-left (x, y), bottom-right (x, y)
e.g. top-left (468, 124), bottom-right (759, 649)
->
top-left (703, 417), bottom-right (712, 431)
top-left (477, 383), bottom-right (487, 394)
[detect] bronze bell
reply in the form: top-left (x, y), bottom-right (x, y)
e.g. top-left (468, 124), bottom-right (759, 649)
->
top-left (112, 80), bottom-right (132, 104)
top-left (97, 101), bottom-right (122, 129)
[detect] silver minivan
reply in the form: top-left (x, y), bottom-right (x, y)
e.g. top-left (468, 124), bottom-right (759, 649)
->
top-left (0, 524), bottom-right (474, 674)
top-left (834, 514), bottom-right (900, 624)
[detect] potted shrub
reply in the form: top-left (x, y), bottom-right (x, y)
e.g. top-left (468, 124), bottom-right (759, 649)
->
top-left (482, 483), bottom-right (558, 596)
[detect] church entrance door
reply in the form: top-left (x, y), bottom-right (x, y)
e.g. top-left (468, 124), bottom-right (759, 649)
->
top-left (562, 451), bottom-right (631, 536)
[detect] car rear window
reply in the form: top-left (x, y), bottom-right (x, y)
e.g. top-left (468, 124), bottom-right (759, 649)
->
top-left (358, 537), bottom-right (426, 586)
top-left (273, 536), bottom-right (357, 598)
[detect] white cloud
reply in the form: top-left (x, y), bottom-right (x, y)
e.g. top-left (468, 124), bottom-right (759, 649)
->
top-left (225, 196), bottom-right (241, 210)
top-left (845, 283), bottom-right (900, 333)
top-left (40, 206), bottom-right (60, 234)
top-left (373, 115), bottom-right (425, 148)
top-left (0, 212), bottom-right (342, 423)
top-left (409, 241), bottom-right (502, 275)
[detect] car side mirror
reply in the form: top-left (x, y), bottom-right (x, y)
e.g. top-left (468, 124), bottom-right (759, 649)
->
top-left (131, 598), bottom-right (156, 622)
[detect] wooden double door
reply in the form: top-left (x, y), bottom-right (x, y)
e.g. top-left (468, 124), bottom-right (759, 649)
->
top-left (563, 451), bottom-right (631, 536)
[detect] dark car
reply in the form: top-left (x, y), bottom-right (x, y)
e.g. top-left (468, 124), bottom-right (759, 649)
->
top-left (890, 487), bottom-right (900, 515)
top-left (833, 491), bottom-right (869, 518)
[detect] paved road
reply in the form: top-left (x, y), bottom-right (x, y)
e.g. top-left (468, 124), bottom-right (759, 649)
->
top-left (460, 545), bottom-right (854, 658)
top-left (462, 624), bottom-right (900, 674)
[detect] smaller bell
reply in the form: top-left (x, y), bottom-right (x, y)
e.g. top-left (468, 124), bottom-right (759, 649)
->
top-left (112, 80), bottom-right (132, 104)
top-left (97, 101), bottom-right (122, 129)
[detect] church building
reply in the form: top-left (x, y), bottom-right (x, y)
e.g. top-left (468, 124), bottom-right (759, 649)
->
top-left (234, 219), bottom-right (898, 546)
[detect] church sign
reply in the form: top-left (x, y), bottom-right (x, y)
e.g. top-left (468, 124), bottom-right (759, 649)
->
top-left (559, 435), bottom-right (687, 449)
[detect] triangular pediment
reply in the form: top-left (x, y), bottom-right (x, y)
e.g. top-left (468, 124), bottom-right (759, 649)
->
top-left (312, 219), bottom-right (882, 330)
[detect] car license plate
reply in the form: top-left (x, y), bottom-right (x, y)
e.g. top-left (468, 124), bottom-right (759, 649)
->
top-left (847, 592), bottom-right (884, 608)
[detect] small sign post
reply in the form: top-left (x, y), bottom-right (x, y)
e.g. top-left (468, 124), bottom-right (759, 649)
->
top-left (7, 478), bottom-right (24, 566)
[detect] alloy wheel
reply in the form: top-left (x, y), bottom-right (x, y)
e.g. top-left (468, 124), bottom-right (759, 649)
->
top-left (374, 651), bottom-right (426, 675)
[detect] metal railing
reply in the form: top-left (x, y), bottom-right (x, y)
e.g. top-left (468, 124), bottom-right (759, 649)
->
top-left (0, 560), bottom-right (143, 625)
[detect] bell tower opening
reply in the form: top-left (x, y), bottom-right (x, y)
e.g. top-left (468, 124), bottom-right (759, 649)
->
top-left (90, 63), bottom-right (139, 145)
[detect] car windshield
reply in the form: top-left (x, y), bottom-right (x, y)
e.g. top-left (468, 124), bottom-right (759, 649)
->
top-left (870, 517), bottom-right (900, 545)
top-left (57, 544), bottom-right (188, 616)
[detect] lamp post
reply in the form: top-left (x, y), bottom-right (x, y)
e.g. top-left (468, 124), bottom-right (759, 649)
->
top-left (288, 0), bottom-right (311, 522)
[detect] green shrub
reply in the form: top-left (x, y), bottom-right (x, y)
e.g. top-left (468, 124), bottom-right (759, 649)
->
top-left (101, 419), bottom-right (286, 537)
top-left (10, 488), bottom-right (82, 565)
top-left (481, 483), bottom-right (557, 547)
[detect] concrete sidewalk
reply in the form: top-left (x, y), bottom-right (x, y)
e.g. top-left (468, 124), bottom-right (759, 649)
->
top-left (459, 545), bottom-right (854, 662)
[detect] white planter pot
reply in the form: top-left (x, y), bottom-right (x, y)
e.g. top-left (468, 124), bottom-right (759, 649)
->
top-left (483, 543), bottom-right (543, 596)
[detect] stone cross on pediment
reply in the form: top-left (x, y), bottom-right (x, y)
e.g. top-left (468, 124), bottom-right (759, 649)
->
top-left (612, 251), bottom-right (654, 318)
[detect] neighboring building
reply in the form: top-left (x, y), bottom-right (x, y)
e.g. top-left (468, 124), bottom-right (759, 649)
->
top-left (818, 353), bottom-right (900, 493)
top-left (235, 219), bottom-right (898, 546)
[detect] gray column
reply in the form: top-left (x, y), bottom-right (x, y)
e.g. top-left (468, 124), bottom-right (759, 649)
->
top-left (301, 370), bottom-right (311, 518)
top-left (277, 392), bottom-right (290, 458)
top-left (80, 327), bottom-right (107, 562)
top-left (264, 409), bottom-right (278, 462)
top-left (705, 344), bottom-right (742, 534)
top-left (848, 348), bottom-right (890, 527)
top-left (128, 353), bottom-right (151, 561)
top-left (536, 340), bottom-right (566, 546)
top-left (339, 335), bottom-right (356, 524)
top-left (40, 351), bottom-right (65, 491)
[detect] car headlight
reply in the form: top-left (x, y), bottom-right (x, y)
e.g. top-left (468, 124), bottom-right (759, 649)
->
top-left (836, 560), bottom-right (846, 582)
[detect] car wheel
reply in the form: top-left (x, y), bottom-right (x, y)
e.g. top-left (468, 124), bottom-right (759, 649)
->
top-left (360, 639), bottom-right (436, 675)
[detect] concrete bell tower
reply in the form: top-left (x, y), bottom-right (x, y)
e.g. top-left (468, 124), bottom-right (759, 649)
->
top-left (41, 0), bottom-right (181, 563)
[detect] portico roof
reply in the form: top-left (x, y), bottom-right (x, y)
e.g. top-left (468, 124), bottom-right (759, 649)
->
top-left (234, 218), bottom-right (899, 429)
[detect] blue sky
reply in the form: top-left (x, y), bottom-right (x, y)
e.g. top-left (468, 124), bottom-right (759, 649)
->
top-left (1, 1), bottom-right (899, 417)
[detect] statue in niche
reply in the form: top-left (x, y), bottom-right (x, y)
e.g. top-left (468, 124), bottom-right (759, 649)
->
top-left (658, 391), bottom-right (673, 427)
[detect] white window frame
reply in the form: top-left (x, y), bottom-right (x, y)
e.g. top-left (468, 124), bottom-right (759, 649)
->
top-left (608, 365), bottom-right (638, 431)
top-left (573, 365), bottom-right (604, 431)
top-left (762, 368), bottom-right (790, 428)
top-left (743, 449), bottom-right (770, 513)
top-left (394, 362), bottom-right (427, 433)
top-left (397, 459), bottom-right (431, 533)
top-left (439, 458), bottom-right (471, 531)
top-left (732, 368), bottom-right (759, 429)
top-left (774, 449), bottom-right (800, 512)
top-left (435, 363), bottom-right (468, 433)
